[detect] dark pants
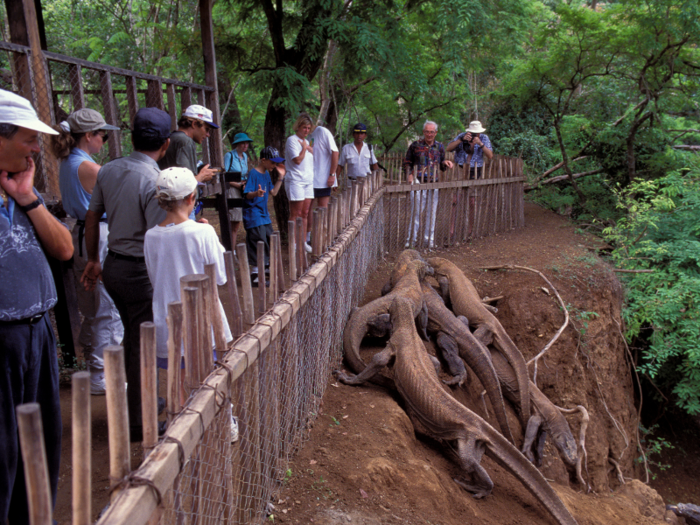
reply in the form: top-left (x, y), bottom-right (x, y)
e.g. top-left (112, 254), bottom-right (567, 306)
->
top-left (102, 253), bottom-right (153, 430)
top-left (0, 312), bottom-right (61, 524)
top-left (245, 223), bottom-right (272, 271)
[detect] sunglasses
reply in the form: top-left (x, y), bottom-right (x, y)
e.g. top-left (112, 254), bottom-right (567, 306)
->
top-left (96, 131), bottom-right (109, 142)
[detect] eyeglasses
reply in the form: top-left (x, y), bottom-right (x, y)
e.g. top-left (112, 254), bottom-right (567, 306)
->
top-left (98, 132), bottom-right (109, 142)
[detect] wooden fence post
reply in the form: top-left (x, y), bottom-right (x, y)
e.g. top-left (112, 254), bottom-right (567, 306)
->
top-left (236, 243), bottom-right (256, 327)
top-left (287, 220), bottom-right (297, 282)
top-left (104, 345), bottom-right (130, 502)
top-left (72, 371), bottom-right (91, 525)
top-left (16, 403), bottom-right (52, 525)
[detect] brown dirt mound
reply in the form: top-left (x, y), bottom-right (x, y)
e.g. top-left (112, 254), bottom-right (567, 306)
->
top-left (272, 202), bottom-right (676, 525)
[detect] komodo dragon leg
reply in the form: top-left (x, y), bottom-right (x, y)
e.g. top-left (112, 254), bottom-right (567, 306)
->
top-left (335, 344), bottom-right (395, 385)
top-left (458, 316), bottom-right (578, 468)
top-left (436, 332), bottom-right (468, 386)
top-left (453, 435), bottom-right (492, 499)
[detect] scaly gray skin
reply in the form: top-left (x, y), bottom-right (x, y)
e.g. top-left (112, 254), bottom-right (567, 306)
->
top-left (342, 257), bottom-right (432, 385)
top-left (458, 316), bottom-right (578, 468)
top-left (667, 503), bottom-right (700, 525)
top-left (365, 314), bottom-right (468, 387)
top-left (421, 282), bottom-right (515, 444)
top-left (336, 297), bottom-right (579, 525)
top-left (428, 257), bottom-right (531, 428)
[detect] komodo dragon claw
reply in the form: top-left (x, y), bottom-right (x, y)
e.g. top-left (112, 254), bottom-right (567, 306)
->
top-left (339, 297), bottom-right (579, 525)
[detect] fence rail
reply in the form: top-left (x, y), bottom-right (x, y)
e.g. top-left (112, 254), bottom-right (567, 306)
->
top-left (0, 40), bottom-right (221, 199)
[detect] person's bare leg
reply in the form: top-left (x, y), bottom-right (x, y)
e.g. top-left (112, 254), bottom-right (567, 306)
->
top-left (229, 221), bottom-right (240, 253)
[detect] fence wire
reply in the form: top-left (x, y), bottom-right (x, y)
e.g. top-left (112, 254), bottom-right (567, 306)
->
top-left (156, 198), bottom-right (385, 525)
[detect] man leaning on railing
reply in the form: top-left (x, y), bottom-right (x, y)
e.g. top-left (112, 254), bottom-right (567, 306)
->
top-left (403, 120), bottom-right (453, 249)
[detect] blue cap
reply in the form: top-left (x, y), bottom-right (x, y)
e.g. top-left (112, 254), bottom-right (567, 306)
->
top-left (232, 132), bottom-right (253, 145)
top-left (353, 122), bottom-right (367, 133)
top-left (133, 107), bottom-right (171, 140)
top-left (260, 146), bottom-right (284, 163)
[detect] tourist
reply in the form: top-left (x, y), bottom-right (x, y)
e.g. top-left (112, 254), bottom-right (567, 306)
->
top-left (337, 122), bottom-right (379, 181)
top-left (53, 108), bottom-right (123, 395)
top-left (224, 132), bottom-right (253, 251)
top-left (81, 107), bottom-right (171, 442)
top-left (403, 120), bottom-right (453, 248)
top-left (284, 113), bottom-right (315, 253)
top-left (243, 146), bottom-right (287, 286)
top-left (0, 89), bottom-right (73, 523)
top-left (446, 120), bottom-right (493, 179)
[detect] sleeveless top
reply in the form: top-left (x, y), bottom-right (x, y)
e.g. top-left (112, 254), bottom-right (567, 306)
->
top-left (59, 147), bottom-right (97, 221)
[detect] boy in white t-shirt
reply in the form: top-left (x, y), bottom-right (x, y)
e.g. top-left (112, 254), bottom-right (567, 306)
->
top-left (144, 167), bottom-right (233, 377)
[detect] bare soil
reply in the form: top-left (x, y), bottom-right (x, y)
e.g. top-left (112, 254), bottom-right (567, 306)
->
top-left (52, 202), bottom-right (699, 524)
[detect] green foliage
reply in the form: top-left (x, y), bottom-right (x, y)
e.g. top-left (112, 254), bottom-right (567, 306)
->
top-left (638, 424), bottom-right (674, 479)
top-left (604, 168), bottom-right (700, 415)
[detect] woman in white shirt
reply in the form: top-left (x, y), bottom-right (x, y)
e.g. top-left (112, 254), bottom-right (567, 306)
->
top-left (284, 113), bottom-right (315, 252)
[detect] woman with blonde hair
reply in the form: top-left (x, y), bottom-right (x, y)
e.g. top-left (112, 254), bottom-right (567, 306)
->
top-left (284, 113), bottom-right (315, 253)
top-left (53, 108), bottom-right (123, 395)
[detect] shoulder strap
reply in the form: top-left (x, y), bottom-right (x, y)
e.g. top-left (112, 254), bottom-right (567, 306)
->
top-left (225, 151), bottom-right (233, 172)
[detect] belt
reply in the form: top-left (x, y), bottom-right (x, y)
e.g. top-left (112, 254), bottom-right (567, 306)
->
top-left (76, 218), bottom-right (108, 258)
top-left (107, 250), bottom-right (145, 263)
top-left (0, 312), bottom-right (46, 326)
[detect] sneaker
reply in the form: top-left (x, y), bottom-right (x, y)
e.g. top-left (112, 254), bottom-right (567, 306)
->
top-left (230, 415), bottom-right (239, 443)
top-left (90, 371), bottom-right (106, 396)
top-left (304, 242), bottom-right (313, 253)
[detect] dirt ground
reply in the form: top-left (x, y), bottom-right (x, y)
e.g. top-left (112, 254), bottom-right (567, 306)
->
top-left (52, 201), bottom-right (699, 524)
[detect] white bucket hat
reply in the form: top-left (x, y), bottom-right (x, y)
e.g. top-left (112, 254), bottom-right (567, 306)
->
top-left (0, 89), bottom-right (58, 135)
top-left (156, 167), bottom-right (198, 200)
top-left (182, 104), bottom-right (219, 129)
top-left (466, 120), bottom-right (486, 134)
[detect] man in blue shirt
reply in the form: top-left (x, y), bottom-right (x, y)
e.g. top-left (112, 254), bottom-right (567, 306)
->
top-left (446, 120), bottom-right (493, 179)
top-left (0, 89), bottom-right (73, 524)
top-left (243, 146), bottom-right (286, 286)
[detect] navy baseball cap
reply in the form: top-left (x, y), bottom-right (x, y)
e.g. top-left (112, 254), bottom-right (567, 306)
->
top-left (260, 146), bottom-right (284, 163)
top-left (133, 107), bottom-right (171, 140)
top-left (353, 122), bottom-right (367, 133)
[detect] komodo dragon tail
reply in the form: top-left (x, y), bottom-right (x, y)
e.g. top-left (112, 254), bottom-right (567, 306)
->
top-left (483, 427), bottom-right (579, 525)
top-left (343, 295), bottom-right (395, 388)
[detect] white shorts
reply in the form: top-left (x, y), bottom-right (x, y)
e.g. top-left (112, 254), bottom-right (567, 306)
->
top-left (285, 179), bottom-right (314, 201)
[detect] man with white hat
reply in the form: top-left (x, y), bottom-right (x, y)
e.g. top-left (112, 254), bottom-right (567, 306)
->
top-left (158, 104), bottom-right (219, 184)
top-left (446, 120), bottom-right (493, 179)
top-left (0, 88), bottom-right (73, 524)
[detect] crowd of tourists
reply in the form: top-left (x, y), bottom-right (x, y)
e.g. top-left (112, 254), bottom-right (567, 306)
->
top-left (0, 85), bottom-right (493, 522)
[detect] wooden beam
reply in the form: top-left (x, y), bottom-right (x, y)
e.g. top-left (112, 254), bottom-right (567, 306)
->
top-left (100, 71), bottom-right (122, 158)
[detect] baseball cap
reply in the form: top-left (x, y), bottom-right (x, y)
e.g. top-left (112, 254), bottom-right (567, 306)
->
top-left (353, 122), bottom-right (367, 133)
top-left (0, 89), bottom-right (58, 135)
top-left (66, 108), bottom-right (120, 133)
top-left (260, 146), bottom-right (284, 163)
top-left (182, 105), bottom-right (219, 129)
top-left (133, 107), bottom-right (171, 140)
top-left (155, 167), bottom-right (198, 200)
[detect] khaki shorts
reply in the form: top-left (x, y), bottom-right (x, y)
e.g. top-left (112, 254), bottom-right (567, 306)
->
top-left (227, 186), bottom-right (243, 222)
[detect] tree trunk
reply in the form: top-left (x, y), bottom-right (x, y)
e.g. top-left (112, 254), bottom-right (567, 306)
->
top-left (264, 92), bottom-right (291, 239)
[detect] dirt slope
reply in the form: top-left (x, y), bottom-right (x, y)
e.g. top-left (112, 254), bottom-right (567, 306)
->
top-left (273, 202), bottom-right (679, 525)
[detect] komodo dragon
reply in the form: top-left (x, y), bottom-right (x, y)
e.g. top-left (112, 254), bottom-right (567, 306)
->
top-left (335, 297), bottom-right (579, 525)
top-left (428, 257), bottom-right (531, 427)
top-left (441, 318), bottom-right (578, 469)
top-left (342, 255), bottom-right (432, 384)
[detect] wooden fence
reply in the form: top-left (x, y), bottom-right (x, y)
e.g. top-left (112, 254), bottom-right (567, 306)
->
top-left (17, 160), bottom-right (524, 523)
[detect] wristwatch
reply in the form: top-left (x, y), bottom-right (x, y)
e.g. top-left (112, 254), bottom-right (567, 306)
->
top-left (19, 198), bottom-right (42, 213)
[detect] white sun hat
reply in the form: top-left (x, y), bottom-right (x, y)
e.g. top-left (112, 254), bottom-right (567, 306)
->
top-left (156, 167), bottom-right (198, 200)
top-left (0, 89), bottom-right (58, 135)
top-left (466, 120), bottom-right (486, 134)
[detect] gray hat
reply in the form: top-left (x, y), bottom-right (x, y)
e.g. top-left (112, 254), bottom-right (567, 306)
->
top-left (66, 108), bottom-right (120, 133)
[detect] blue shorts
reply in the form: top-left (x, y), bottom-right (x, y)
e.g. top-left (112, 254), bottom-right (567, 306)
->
top-left (314, 187), bottom-right (332, 198)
